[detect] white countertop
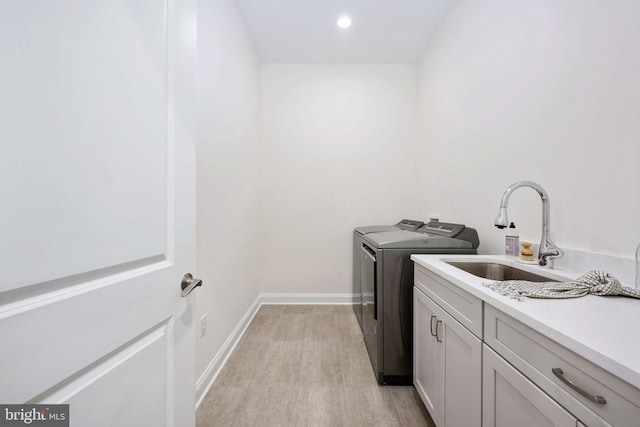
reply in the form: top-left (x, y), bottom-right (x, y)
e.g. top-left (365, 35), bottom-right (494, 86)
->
top-left (411, 254), bottom-right (640, 390)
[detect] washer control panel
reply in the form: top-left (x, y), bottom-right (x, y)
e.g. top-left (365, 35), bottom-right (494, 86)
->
top-left (395, 219), bottom-right (424, 231)
top-left (418, 221), bottom-right (466, 237)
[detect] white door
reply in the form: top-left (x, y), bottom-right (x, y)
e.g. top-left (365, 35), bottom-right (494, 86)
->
top-left (0, 1), bottom-right (197, 426)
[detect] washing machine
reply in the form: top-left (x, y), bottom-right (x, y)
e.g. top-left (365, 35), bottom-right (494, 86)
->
top-left (359, 221), bottom-right (479, 385)
top-left (352, 219), bottom-right (424, 329)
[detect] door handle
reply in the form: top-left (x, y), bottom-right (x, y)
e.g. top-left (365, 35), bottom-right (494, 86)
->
top-left (181, 273), bottom-right (202, 297)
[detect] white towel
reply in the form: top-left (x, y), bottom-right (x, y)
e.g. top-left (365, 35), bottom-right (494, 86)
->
top-left (484, 270), bottom-right (640, 301)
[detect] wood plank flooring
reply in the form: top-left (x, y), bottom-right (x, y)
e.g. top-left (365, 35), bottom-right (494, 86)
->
top-left (196, 305), bottom-right (435, 426)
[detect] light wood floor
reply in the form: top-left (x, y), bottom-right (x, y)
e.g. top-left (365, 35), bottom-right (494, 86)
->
top-left (196, 305), bottom-right (435, 426)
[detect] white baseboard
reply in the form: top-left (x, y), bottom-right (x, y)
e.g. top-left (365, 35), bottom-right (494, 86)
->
top-left (194, 295), bottom-right (261, 408)
top-left (259, 292), bottom-right (354, 305)
top-left (194, 292), bottom-right (355, 408)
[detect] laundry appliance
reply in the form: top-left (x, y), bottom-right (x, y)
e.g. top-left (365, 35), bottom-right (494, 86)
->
top-left (358, 221), bottom-right (479, 384)
top-left (352, 219), bottom-right (424, 329)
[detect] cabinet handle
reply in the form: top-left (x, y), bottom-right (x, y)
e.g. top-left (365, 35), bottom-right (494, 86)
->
top-left (435, 320), bottom-right (443, 342)
top-left (552, 368), bottom-right (607, 405)
top-left (430, 315), bottom-right (437, 336)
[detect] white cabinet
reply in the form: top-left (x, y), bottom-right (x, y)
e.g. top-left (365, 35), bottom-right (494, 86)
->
top-left (414, 287), bottom-right (440, 419)
top-left (485, 304), bottom-right (640, 427)
top-left (413, 259), bottom-right (640, 427)
top-left (414, 287), bottom-right (482, 427)
top-left (483, 344), bottom-right (577, 427)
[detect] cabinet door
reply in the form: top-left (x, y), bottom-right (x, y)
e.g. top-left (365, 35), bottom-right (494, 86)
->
top-left (414, 288), bottom-right (441, 424)
top-left (414, 287), bottom-right (482, 427)
top-left (483, 345), bottom-right (577, 427)
top-left (440, 306), bottom-right (482, 427)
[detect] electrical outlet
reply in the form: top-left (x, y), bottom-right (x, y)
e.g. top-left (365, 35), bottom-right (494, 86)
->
top-left (200, 315), bottom-right (207, 338)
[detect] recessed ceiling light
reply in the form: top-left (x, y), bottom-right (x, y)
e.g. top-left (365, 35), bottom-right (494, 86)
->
top-left (337, 16), bottom-right (352, 29)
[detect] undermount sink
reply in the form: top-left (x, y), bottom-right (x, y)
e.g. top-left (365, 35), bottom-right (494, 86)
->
top-left (446, 261), bottom-right (553, 282)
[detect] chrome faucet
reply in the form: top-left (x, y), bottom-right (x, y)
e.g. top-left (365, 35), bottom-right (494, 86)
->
top-left (494, 181), bottom-right (563, 268)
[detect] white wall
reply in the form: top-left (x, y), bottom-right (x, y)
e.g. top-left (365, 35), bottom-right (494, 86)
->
top-left (259, 64), bottom-right (420, 294)
top-left (196, 0), bottom-right (260, 379)
top-left (417, 0), bottom-right (640, 259)
top-left (194, 0), bottom-right (640, 381)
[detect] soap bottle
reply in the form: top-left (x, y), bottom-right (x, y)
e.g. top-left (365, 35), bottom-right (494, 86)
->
top-left (505, 222), bottom-right (519, 258)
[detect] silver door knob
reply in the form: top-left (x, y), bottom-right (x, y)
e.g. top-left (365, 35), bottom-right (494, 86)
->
top-left (181, 273), bottom-right (202, 297)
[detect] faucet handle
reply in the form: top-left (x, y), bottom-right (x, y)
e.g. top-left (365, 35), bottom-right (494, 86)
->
top-left (539, 244), bottom-right (563, 267)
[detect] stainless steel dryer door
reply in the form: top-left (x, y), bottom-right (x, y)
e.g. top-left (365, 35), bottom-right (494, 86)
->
top-left (360, 243), bottom-right (378, 376)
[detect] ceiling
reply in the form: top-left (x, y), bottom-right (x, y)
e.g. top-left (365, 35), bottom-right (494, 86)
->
top-left (234, 0), bottom-right (457, 63)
